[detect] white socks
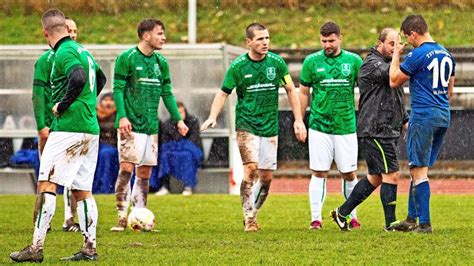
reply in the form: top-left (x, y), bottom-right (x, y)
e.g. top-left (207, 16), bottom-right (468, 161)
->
top-left (131, 176), bottom-right (149, 208)
top-left (309, 176), bottom-right (326, 222)
top-left (77, 197), bottom-right (98, 251)
top-left (32, 192), bottom-right (56, 250)
top-left (343, 178), bottom-right (359, 219)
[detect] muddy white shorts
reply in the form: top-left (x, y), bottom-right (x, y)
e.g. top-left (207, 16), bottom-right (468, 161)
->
top-left (236, 131), bottom-right (278, 170)
top-left (308, 129), bottom-right (358, 173)
top-left (38, 132), bottom-right (99, 191)
top-left (118, 131), bottom-right (158, 166)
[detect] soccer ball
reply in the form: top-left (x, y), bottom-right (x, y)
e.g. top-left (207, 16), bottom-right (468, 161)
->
top-left (128, 208), bottom-right (155, 232)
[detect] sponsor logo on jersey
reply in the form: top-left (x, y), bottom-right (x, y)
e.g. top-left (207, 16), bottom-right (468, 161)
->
top-left (317, 68), bottom-right (325, 72)
top-left (136, 67), bottom-right (143, 70)
top-left (245, 74), bottom-right (252, 78)
top-left (266, 67), bottom-right (276, 80)
top-left (341, 63), bottom-right (351, 76)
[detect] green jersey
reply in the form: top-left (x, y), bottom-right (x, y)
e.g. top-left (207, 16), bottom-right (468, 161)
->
top-left (300, 49), bottom-right (362, 135)
top-left (32, 49), bottom-right (55, 131)
top-left (113, 47), bottom-right (181, 135)
top-left (222, 52), bottom-right (290, 137)
top-left (49, 37), bottom-right (101, 135)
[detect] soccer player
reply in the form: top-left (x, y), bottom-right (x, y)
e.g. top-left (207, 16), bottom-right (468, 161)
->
top-left (10, 9), bottom-right (106, 262)
top-left (331, 28), bottom-right (408, 231)
top-left (389, 15), bottom-right (456, 233)
top-left (201, 23), bottom-right (307, 232)
top-left (299, 22), bottom-right (363, 230)
top-left (110, 18), bottom-right (189, 232)
top-left (32, 17), bottom-right (81, 233)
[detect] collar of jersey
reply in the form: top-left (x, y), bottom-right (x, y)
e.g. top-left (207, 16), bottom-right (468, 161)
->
top-left (246, 53), bottom-right (266, 63)
top-left (323, 49), bottom-right (343, 59)
top-left (136, 46), bottom-right (154, 58)
top-left (53, 36), bottom-right (72, 52)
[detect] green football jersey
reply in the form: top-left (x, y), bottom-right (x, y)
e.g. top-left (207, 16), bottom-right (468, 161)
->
top-left (113, 47), bottom-right (181, 135)
top-left (300, 49), bottom-right (362, 135)
top-left (49, 37), bottom-right (101, 135)
top-left (32, 49), bottom-right (55, 131)
top-left (222, 52), bottom-right (290, 137)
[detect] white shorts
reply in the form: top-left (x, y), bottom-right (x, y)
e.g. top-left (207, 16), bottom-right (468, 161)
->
top-left (308, 129), bottom-right (357, 173)
top-left (236, 131), bottom-right (278, 170)
top-left (118, 131), bottom-right (158, 166)
top-left (38, 132), bottom-right (99, 191)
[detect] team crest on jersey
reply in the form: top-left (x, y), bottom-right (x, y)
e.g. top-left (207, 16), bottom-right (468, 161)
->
top-left (341, 63), bottom-right (351, 76)
top-left (154, 64), bottom-right (161, 76)
top-left (266, 67), bottom-right (276, 80)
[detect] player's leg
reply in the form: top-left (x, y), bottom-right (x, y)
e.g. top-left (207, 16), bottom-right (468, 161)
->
top-left (381, 171), bottom-right (399, 230)
top-left (131, 134), bottom-right (158, 208)
top-left (334, 133), bottom-right (359, 228)
top-left (62, 187), bottom-right (80, 232)
top-left (335, 138), bottom-right (379, 230)
top-left (111, 162), bottom-right (133, 231)
top-left (11, 132), bottom-right (81, 262)
top-left (111, 131), bottom-right (142, 231)
top-left (236, 131), bottom-right (260, 232)
top-left (252, 135), bottom-right (278, 215)
top-left (11, 181), bottom-right (57, 263)
top-left (413, 126), bottom-right (447, 233)
top-left (308, 129), bottom-right (333, 229)
top-left (61, 134), bottom-right (99, 261)
top-left (396, 122), bottom-right (435, 232)
top-left (133, 165), bottom-right (152, 208)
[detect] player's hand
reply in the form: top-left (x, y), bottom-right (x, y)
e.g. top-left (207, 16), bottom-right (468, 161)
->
top-left (402, 122), bottom-right (408, 141)
top-left (118, 117), bottom-right (132, 135)
top-left (394, 38), bottom-right (407, 55)
top-left (293, 120), bottom-right (307, 142)
top-left (52, 103), bottom-right (60, 117)
top-left (200, 118), bottom-right (216, 131)
top-left (38, 127), bottom-right (50, 140)
top-left (177, 120), bottom-right (189, 136)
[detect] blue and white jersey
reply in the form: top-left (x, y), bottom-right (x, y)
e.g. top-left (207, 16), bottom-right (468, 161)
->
top-left (401, 42), bottom-right (456, 127)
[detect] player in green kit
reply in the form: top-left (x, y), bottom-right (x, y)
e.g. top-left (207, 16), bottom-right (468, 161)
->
top-left (201, 23), bottom-right (307, 232)
top-left (32, 17), bottom-right (82, 234)
top-left (299, 22), bottom-right (363, 230)
top-left (10, 9), bottom-right (106, 262)
top-left (110, 18), bottom-right (189, 231)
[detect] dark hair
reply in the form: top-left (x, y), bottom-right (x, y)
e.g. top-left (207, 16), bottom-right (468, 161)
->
top-left (401, 15), bottom-right (428, 35)
top-left (137, 19), bottom-right (165, 39)
top-left (320, 21), bottom-right (340, 37)
top-left (245, 23), bottom-right (266, 39)
top-left (41, 9), bottom-right (66, 32)
top-left (378, 28), bottom-right (396, 42)
top-left (176, 101), bottom-right (187, 117)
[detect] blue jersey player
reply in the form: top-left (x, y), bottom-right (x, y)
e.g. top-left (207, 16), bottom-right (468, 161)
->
top-left (389, 15), bottom-right (456, 233)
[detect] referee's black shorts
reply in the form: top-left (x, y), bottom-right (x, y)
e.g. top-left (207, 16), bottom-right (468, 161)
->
top-left (358, 137), bottom-right (400, 175)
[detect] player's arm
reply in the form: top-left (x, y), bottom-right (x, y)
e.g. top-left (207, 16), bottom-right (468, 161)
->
top-left (96, 68), bottom-right (107, 96)
top-left (54, 67), bottom-right (87, 115)
top-left (32, 62), bottom-right (48, 137)
top-left (299, 57), bottom-right (312, 119)
top-left (200, 90), bottom-right (229, 131)
top-left (389, 41), bottom-right (409, 88)
top-left (299, 84), bottom-right (310, 119)
top-left (283, 75), bottom-right (307, 142)
top-left (113, 54), bottom-right (132, 133)
top-left (448, 76), bottom-right (455, 99)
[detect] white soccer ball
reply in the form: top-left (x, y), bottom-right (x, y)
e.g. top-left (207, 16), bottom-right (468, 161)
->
top-left (128, 208), bottom-right (155, 232)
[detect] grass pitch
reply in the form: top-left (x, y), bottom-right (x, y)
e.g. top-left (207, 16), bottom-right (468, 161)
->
top-left (1, 194), bottom-right (473, 264)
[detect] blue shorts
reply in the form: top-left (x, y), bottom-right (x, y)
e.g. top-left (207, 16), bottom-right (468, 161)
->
top-left (406, 122), bottom-right (448, 167)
